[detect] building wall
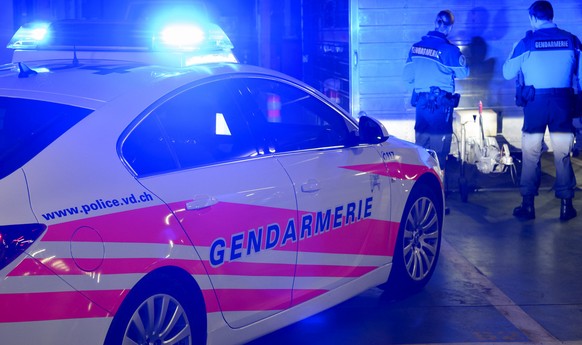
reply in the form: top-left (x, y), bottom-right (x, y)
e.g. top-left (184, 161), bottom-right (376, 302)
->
top-left (5, 0), bottom-right (582, 146)
top-left (355, 0), bottom-right (582, 144)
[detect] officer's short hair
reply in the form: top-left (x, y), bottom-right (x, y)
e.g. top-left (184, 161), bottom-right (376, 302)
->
top-left (529, 1), bottom-right (554, 21)
top-left (435, 10), bottom-right (455, 28)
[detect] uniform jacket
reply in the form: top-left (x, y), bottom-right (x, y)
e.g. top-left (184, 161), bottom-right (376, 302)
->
top-left (403, 31), bottom-right (470, 94)
top-left (503, 23), bottom-right (581, 89)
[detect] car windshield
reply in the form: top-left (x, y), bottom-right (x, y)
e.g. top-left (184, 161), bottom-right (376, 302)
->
top-left (0, 97), bottom-right (92, 179)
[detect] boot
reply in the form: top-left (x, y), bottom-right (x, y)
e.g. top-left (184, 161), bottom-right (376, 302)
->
top-left (560, 198), bottom-right (577, 221)
top-left (513, 196), bottom-right (535, 220)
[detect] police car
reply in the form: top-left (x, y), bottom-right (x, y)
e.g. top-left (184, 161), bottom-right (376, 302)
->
top-left (0, 17), bottom-right (444, 345)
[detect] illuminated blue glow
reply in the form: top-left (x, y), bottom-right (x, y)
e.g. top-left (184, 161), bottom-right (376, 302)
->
top-left (160, 24), bottom-right (204, 49)
top-left (7, 16), bottom-right (237, 66)
top-left (184, 52), bottom-right (237, 66)
top-left (7, 22), bottom-right (51, 49)
top-left (30, 27), bottom-right (48, 41)
top-left (153, 21), bottom-right (234, 53)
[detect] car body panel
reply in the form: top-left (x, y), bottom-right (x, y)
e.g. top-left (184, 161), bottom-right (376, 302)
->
top-left (138, 157), bottom-right (299, 328)
top-left (275, 147), bottom-right (394, 302)
top-left (0, 51), bottom-right (443, 344)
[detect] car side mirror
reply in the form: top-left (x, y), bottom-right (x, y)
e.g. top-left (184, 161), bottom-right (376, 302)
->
top-left (358, 113), bottom-right (389, 144)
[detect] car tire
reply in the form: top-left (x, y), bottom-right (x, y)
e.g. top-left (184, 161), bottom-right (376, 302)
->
top-left (104, 273), bottom-right (205, 345)
top-left (379, 183), bottom-right (442, 298)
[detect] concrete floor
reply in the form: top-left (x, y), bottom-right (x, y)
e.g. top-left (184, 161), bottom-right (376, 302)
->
top-left (248, 154), bottom-right (582, 345)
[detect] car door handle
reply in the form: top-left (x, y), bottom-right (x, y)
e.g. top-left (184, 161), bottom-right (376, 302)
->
top-left (186, 195), bottom-right (218, 210)
top-left (301, 179), bottom-right (320, 193)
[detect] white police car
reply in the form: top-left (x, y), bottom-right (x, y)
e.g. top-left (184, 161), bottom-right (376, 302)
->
top-left (0, 18), bottom-right (444, 345)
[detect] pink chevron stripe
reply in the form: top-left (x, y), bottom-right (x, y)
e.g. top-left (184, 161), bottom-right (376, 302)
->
top-left (202, 289), bottom-right (221, 313)
top-left (40, 199), bottom-right (398, 254)
top-left (339, 162), bottom-right (389, 175)
top-left (296, 218), bottom-right (398, 256)
top-left (291, 289), bottom-right (328, 306)
top-left (293, 264), bottom-right (376, 277)
top-left (9, 256), bottom-right (384, 279)
top-left (41, 205), bottom-right (189, 244)
top-left (0, 291), bottom-right (115, 322)
top-left (167, 201), bottom-right (298, 246)
top-left (385, 162), bottom-right (436, 180)
top-left (8, 258), bottom-right (208, 277)
top-left (204, 261), bottom-right (378, 278)
top-left (0, 287), bottom-right (345, 323)
top-left (341, 162), bottom-right (434, 180)
top-left (211, 288), bottom-right (292, 311)
top-left (9, 257), bottom-right (296, 277)
top-left (204, 261), bottom-right (296, 276)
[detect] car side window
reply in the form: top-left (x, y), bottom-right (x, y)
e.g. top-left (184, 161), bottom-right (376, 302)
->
top-left (122, 81), bottom-right (259, 176)
top-left (242, 78), bottom-right (356, 153)
top-left (0, 97), bottom-right (92, 180)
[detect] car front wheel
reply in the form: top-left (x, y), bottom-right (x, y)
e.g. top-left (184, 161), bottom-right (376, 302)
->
top-left (379, 183), bottom-right (442, 297)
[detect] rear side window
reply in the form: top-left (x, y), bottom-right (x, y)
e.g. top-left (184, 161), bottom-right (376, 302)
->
top-left (0, 97), bottom-right (92, 179)
top-left (122, 80), bottom-right (259, 176)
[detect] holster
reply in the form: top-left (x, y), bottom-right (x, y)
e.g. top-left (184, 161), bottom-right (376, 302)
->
top-left (413, 87), bottom-right (460, 123)
top-left (433, 87), bottom-right (460, 110)
top-left (411, 90), bottom-right (420, 107)
top-left (516, 85), bottom-right (535, 107)
top-left (446, 92), bottom-right (461, 108)
top-left (574, 93), bottom-right (582, 118)
top-left (515, 70), bottom-right (535, 107)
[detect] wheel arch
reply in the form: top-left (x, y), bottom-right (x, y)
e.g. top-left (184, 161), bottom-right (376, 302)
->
top-left (104, 265), bottom-right (207, 345)
top-left (379, 171), bottom-right (444, 297)
top-left (412, 172), bottom-right (445, 217)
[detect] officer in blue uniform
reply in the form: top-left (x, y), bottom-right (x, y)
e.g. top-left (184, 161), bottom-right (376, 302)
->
top-left (503, 0), bottom-right (580, 221)
top-left (403, 9), bottom-right (470, 172)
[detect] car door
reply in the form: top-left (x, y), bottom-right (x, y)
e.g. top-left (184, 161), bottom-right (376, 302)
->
top-left (120, 79), bottom-right (298, 328)
top-left (240, 77), bottom-right (394, 306)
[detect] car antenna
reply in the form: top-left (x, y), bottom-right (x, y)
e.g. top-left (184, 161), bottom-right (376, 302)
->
top-left (17, 62), bottom-right (38, 78)
top-left (72, 45), bottom-right (79, 66)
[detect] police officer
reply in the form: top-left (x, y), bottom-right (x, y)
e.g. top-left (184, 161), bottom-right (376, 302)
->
top-left (403, 9), bottom-right (469, 173)
top-left (503, 0), bottom-right (580, 221)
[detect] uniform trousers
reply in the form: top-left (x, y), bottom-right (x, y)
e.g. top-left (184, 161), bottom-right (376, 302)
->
top-left (414, 97), bottom-right (454, 171)
top-left (520, 91), bottom-right (576, 199)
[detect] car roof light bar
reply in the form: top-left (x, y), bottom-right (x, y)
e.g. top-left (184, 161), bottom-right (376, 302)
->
top-left (7, 20), bottom-right (237, 67)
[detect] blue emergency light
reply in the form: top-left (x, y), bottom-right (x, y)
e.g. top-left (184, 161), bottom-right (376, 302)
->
top-left (7, 22), bottom-right (51, 49)
top-left (6, 18), bottom-right (237, 66)
top-left (151, 22), bottom-right (234, 52)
